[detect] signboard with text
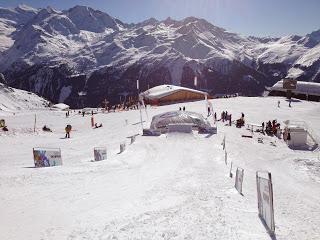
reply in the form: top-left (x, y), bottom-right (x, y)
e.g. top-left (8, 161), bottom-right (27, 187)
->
top-left (256, 171), bottom-right (275, 235)
top-left (94, 147), bottom-right (107, 161)
top-left (33, 148), bottom-right (62, 168)
top-left (283, 79), bottom-right (297, 90)
top-left (120, 142), bottom-right (126, 153)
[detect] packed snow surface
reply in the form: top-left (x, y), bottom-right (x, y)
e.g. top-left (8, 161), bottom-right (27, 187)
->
top-left (0, 97), bottom-right (320, 240)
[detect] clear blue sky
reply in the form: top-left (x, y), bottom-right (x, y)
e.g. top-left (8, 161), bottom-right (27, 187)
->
top-left (0, 0), bottom-right (319, 37)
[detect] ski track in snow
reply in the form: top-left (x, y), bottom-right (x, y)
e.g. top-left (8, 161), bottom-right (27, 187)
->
top-left (0, 96), bottom-right (320, 240)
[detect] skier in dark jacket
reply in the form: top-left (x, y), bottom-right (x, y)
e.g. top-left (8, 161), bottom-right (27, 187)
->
top-left (65, 125), bottom-right (72, 138)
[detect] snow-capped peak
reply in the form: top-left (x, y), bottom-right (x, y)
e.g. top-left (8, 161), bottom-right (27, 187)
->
top-left (15, 4), bottom-right (38, 12)
top-left (65, 5), bottom-right (123, 32)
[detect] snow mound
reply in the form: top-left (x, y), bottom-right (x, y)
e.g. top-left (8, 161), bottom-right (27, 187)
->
top-left (150, 110), bottom-right (210, 131)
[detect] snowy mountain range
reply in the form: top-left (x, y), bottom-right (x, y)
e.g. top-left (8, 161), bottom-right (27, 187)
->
top-left (0, 4), bottom-right (319, 107)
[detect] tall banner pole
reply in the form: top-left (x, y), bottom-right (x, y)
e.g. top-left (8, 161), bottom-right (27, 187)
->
top-left (205, 94), bottom-right (208, 116)
top-left (139, 102), bottom-right (144, 132)
top-left (137, 79), bottom-right (144, 132)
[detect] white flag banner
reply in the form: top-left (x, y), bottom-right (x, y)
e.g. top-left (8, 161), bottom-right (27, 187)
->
top-left (194, 76), bottom-right (197, 87)
top-left (137, 79), bottom-right (139, 90)
top-left (235, 167), bottom-right (244, 194)
top-left (209, 101), bottom-right (213, 113)
top-left (139, 95), bottom-right (149, 120)
top-left (256, 171), bottom-right (275, 235)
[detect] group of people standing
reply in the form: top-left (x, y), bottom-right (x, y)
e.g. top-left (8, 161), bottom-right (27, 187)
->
top-left (263, 120), bottom-right (281, 136)
top-left (221, 111), bottom-right (232, 126)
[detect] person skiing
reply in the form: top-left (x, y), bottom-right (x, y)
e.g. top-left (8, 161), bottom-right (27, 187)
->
top-left (183, 106), bottom-right (185, 111)
top-left (278, 100), bottom-right (280, 108)
top-left (214, 112), bottom-right (217, 121)
top-left (207, 106), bottom-right (211, 117)
top-left (229, 114), bottom-right (232, 126)
top-left (65, 124), bottom-right (72, 138)
top-left (289, 99), bottom-right (292, 107)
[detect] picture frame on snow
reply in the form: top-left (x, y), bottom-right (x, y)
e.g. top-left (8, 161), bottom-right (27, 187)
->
top-left (94, 147), bottom-right (107, 161)
top-left (234, 167), bottom-right (244, 194)
top-left (120, 142), bottom-right (126, 153)
top-left (33, 147), bottom-right (62, 168)
top-left (256, 171), bottom-right (275, 235)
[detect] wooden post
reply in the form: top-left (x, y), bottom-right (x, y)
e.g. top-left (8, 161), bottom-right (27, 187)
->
top-left (91, 116), bottom-right (94, 127)
top-left (34, 114), bottom-right (36, 133)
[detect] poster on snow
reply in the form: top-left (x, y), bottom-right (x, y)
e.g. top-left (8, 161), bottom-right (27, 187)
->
top-left (234, 167), bottom-right (244, 194)
top-left (130, 135), bottom-right (136, 144)
top-left (120, 142), bottom-right (126, 153)
top-left (94, 147), bottom-right (107, 161)
top-left (224, 149), bottom-right (227, 165)
top-left (33, 148), bottom-right (62, 168)
top-left (256, 172), bottom-right (275, 235)
top-left (221, 135), bottom-right (226, 150)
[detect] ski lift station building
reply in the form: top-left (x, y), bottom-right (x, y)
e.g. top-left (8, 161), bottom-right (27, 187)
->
top-left (268, 80), bottom-right (320, 101)
top-left (140, 85), bottom-right (209, 105)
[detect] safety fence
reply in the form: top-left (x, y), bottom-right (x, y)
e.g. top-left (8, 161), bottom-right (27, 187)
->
top-left (222, 135), bottom-right (276, 237)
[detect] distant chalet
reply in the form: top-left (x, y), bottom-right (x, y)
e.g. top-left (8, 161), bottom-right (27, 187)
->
top-left (268, 80), bottom-right (320, 102)
top-left (140, 85), bottom-right (209, 105)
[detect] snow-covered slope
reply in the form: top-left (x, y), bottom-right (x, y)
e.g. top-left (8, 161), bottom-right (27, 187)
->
top-left (0, 83), bottom-right (49, 112)
top-left (0, 97), bottom-right (319, 239)
top-left (0, 5), bottom-right (319, 107)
